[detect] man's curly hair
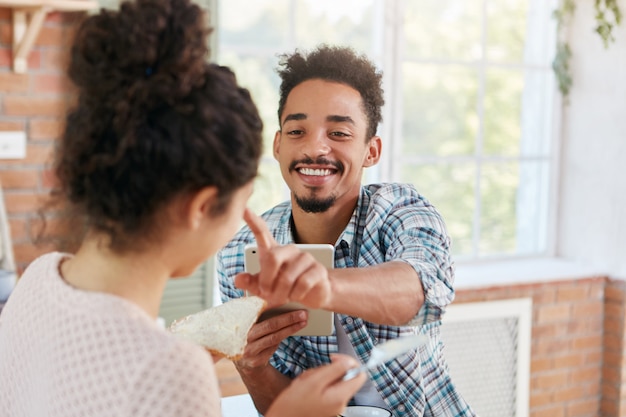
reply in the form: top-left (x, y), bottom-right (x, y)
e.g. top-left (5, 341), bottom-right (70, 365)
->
top-left (276, 44), bottom-right (384, 139)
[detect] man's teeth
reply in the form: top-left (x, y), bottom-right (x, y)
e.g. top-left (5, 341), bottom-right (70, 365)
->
top-left (299, 168), bottom-right (332, 176)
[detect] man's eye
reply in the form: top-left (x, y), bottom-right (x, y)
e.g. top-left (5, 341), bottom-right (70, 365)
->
top-left (287, 130), bottom-right (304, 135)
top-left (330, 131), bottom-right (349, 138)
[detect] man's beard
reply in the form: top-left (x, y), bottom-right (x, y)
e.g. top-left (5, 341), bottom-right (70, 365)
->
top-left (294, 193), bottom-right (336, 213)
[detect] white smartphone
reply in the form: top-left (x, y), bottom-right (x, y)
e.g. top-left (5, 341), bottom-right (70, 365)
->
top-left (244, 243), bottom-right (335, 337)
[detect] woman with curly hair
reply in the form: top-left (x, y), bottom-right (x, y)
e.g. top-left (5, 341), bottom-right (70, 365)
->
top-left (0, 0), bottom-right (364, 416)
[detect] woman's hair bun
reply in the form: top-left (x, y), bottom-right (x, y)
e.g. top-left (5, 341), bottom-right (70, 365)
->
top-left (68, 0), bottom-right (210, 123)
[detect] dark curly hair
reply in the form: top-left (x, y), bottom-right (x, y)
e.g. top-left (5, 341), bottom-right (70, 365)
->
top-left (49, 0), bottom-right (263, 252)
top-left (276, 44), bottom-right (384, 139)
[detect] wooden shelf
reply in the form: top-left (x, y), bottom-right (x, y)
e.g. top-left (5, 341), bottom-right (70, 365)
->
top-left (0, 0), bottom-right (98, 73)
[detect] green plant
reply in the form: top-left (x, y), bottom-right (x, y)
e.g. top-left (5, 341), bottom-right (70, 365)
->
top-left (552, 0), bottom-right (622, 99)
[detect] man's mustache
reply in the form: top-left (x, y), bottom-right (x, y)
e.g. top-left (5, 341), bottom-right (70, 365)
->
top-left (288, 157), bottom-right (344, 173)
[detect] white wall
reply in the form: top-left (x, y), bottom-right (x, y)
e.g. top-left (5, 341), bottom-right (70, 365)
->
top-left (558, 0), bottom-right (626, 279)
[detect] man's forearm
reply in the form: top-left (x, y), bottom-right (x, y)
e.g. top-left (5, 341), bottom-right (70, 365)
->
top-left (235, 362), bottom-right (292, 414)
top-left (328, 261), bottom-right (424, 326)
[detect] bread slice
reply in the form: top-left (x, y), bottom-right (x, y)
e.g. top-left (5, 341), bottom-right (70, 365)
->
top-left (168, 296), bottom-right (266, 360)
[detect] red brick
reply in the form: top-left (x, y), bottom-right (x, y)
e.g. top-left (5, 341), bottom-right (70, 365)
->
top-left (4, 192), bottom-right (47, 214)
top-left (3, 96), bottom-right (69, 117)
top-left (605, 283), bottom-right (626, 303)
top-left (531, 286), bottom-right (557, 304)
top-left (34, 25), bottom-right (64, 47)
top-left (601, 399), bottom-right (619, 417)
top-left (41, 168), bottom-right (58, 189)
top-left (530, 391), bottom-right (552, 408)
top-left (571, 302), bottom-right (604, 319)
top-left (585, 350), bottom-right (602, 366)
top-left (533, 337), bottom-right (570, 355)
top-left (0, 121), bottom-right (25, 130)
top-left (29, 118), bottom-right (65, 140)
top-left (536, 303), bottom-right (571, 324)
top-left (42, 48), bottom-right (72, 71)
top-left (553, 353), bottom-right (585, 369)
top-left (13, 241), bottom-right (52, 269)
top-left (0, 20), bottom-right (10, 45)
top-left (602, 381), bottom-right (620, 402)
top-left (0, 72), bottom-right (29, 93)
top-left (531, 357), bottom-right (553, 373)
top-left (556, 285), bottom-right (589, 302)
top-left (566, 398), bottom-right (599, 417)
top-left (572, 334), bottom-right (603, 351)
top-left (602, 365), bottom-right (621, 384)
top-left (605, 302), bottom-right (625, 318)
top-left (568, 318), bottom-right (603, 336)
top-left (33, 73), bottom-right (72, 94)
top-left (0, 46), bottom-right (10, 67)
top-left (26, 49), bottom-right (42, 70)
top-left (532, 370), bottom-right (569, 390)
top-left (8, 216), bottom-right (27, 240)
top-left (569, 366), bottom-right (601, 385)
top-left (603, 317), bottom-right (624, 335)
top-left (532, 323), bottom-right (565, 339)
top-left (604, 350), bottom-right (622, 365)
top-left (553, 385), bottom-right (588, 402)
top-left (530, 404), bottom-right (565, 417)
top-left (604, 333), bottom-right (623, 351)
top-left (0, 169), bottom-right (40, 189)
top-left (0, 9), bottom-right (12, 21)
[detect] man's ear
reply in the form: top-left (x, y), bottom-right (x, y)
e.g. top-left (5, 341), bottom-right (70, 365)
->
top-left (186, 186), bottom-right (219, 230)
top-left (273, 130), bottom-right (281, 160)
top-left (364, 136), bottom-right (382, 167)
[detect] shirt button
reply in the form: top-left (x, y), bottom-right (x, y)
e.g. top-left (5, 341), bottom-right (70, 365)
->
top-left (345, 317), bottom-right (353, 325)
top-left (398, 404), bottom-right (406, 412)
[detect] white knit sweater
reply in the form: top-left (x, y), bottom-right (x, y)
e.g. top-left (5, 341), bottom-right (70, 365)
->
top-left (0, 252), bottom-right (222, 417)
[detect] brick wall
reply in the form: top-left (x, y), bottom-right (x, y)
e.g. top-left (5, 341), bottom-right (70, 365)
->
top-left (0, 9), bottom-right (83, 274)
top-left (455, 277), bottom-right (626, 417)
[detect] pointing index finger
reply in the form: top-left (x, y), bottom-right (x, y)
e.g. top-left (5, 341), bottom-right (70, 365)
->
top-left (244, 207), bottom-right (277, 253)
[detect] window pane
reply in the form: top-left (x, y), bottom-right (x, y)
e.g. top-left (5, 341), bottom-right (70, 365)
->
top-left (218, 53), bottom-right (281, 156)
top-left (400, 162), bottom-right (476, 257)
top-left (486, 0), bottom-right (528, 64)
top-left (219, 0), bottom-right (291, 48)
top-left (480, 162), bottom-right (518, 254)
top-left (480, 161), bottom-right (549, 255)
top-left (294, 0), bottom-right (377, 49)
top-left (515, 160), bottom-right (550, 254)
top-left (519, 70), bottom-right (554, 157)
top-left (248, 160), bottom-right (288, 214)
top-left (487, 0), bottom-right (554, 65)
top-left (404, 0), bottom-right (482, 62)
top-left (483, 68), bottom-right (524, 156)
top-left (402, 63), bottom-right (478, 157)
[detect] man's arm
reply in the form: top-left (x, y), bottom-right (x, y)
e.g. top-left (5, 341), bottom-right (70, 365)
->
top-left (233, 308), bottom-right (309, 414)
top-left (327, 261), bottom-right (424, 326)
top-left (235, 362), bottom-right (291, 414)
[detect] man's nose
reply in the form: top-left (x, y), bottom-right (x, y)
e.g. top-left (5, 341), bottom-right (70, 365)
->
top-left (301, 130), bottom-right (331, 157)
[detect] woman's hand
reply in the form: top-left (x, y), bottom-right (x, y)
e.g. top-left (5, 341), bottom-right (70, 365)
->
top-left (265, 354), bottom-right (366, 417)
top-left (235, 208), bottom-right (332, 309)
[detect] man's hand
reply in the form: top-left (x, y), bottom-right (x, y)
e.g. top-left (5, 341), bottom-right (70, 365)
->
top-left (235, 309), bottom-right (308, 370)
top-left (234, 208), bottom-right (332, 309)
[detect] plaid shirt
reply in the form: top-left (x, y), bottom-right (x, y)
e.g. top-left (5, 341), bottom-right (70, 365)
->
top-left (217, 183), bottom-right (476, 417)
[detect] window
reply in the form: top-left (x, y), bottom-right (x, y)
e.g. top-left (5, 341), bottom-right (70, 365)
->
top-left (216, 0), bottom-right (558, 261)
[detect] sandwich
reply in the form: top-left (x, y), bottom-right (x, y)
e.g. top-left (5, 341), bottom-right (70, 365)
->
top-left (168, 296), bottom-right (266, 360)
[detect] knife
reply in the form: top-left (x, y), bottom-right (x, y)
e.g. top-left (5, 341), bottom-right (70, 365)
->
top-left (342, 333), bottom-right (429, 381)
